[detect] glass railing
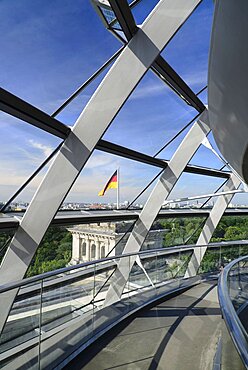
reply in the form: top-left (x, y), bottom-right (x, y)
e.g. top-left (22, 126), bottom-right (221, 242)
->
top-left (218, 255), bottom-right (248, 369)
top-left (1, 241), bottom-right (248, 369)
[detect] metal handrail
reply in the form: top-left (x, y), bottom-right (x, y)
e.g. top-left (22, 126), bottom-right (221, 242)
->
top-left (1, 239), bottom-right (247, 294)
top-left (218, 255), bottom-right (248, 368)
top-left (0, 244), bottom-right (193, 293)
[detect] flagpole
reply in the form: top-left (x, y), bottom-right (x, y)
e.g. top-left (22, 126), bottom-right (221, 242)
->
top-left (117, 167), bottom-right (120, 209)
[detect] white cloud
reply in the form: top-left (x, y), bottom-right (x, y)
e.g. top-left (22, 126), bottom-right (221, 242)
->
top-left (183, 69), bottom-right (207, 89)
top-left (128, 69), bottom-right (207, 101)
top-left (28, 139), bottom-right (53, 158)
top-left (85, 152), bottom-right (117, 170)
top-left (130, 81), bottom-right (165, 100)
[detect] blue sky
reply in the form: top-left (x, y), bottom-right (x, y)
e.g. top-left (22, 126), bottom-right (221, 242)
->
top-left (1, 0), bottom-right (247, 205)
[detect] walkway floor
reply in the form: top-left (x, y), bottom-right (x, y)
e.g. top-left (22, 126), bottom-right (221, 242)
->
top-left (65, 280), bottom-right (221, 370)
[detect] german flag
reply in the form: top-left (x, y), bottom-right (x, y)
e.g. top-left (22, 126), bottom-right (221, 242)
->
top-left (98, 170), bottom-right (118, 196)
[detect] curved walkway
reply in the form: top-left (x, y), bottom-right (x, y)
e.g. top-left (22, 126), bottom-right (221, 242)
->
top-left (64, 280), bottom-right (221, 370)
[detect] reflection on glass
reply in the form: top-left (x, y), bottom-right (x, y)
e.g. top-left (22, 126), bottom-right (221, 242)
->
top-left (0, 281), bottom-right (42, 369)
top-left (221, 255), bottom-right (248, 370)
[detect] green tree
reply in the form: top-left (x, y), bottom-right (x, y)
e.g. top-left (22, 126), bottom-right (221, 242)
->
top-left (26, 226), bottom-right (72, 277)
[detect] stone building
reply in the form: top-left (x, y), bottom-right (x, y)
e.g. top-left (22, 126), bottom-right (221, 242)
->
top-left (69, 222), bottom-right (167, 265)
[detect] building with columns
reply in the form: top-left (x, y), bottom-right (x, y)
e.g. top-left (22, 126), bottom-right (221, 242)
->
top-left (69, 222), bottom-right (167, 265)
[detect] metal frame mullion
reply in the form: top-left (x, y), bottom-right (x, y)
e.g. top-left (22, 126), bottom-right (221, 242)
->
top-left (0, 88), bottom-right (69, 139)
top-left (97, 139), bottom-right (230, 179)
top-left (1, 46), bottom-right (125, 139)
top-left (109, 0), bottom-right (142, 28)
top-left (51, 46), bottom-right (125, 118)
top-left (2, 207), bottom-right (248, 232)
top-left (108, 0), bottom-right (137, 40)
top-left (152, 56), bottom-right (205, 112)
top-left (0, 143), bottom-right (63, 213)
top-left (153, 113), bottom-right (201, 157)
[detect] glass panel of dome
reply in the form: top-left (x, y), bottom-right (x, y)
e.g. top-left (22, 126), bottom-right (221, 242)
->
top-left (226, 193), bottom-right (248, 209)
top-left (167, 173), bottom-right (226, 207)
top-left (211, 217), bottom-right (248, 242)
top-left (197, 86), bottom-right (208, 106)
top-left (161, 0), bottom-right (214, 94)
top-left (189, 132), bottom-right (226, 169)
top-left (25, 221), bottom-right (137, 277)
top-left (188, 145), bottom-right (224, 169)
top-left (62, 150), bottom-right (162, 207)
top-left (0, 112), bottom-right (61, 204)
top-left (54, 63), bottom-right (113, 126)
top-left (13, 163), bottom-right (53, 205)
top-left (154, 118), bottom-right (196, 160)
top-left (102, 70), bottom-right (197, 156)
top-left (154, 217), bottom-right (206, 247)
top-left (131, 0), bottom-right (160, 25)
top-left (91, 0), bottom-right (122, 29)
top-left (25, 225), bottom-right (73, 277)
top-left (0, 0), bottom-right (120, 110)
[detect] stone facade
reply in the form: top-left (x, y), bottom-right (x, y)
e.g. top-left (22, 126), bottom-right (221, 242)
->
top-left (69, 222), bottom-right (167, 265)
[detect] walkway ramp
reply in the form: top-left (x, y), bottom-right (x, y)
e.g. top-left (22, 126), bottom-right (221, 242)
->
top-left (65, 281), bottom-right (221, 370)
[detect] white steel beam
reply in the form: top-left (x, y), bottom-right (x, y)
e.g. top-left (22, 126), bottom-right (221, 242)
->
top-left (104, 109), bottom-right (210, 306)
top-left (185, 173), bottom-right (241, 277)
